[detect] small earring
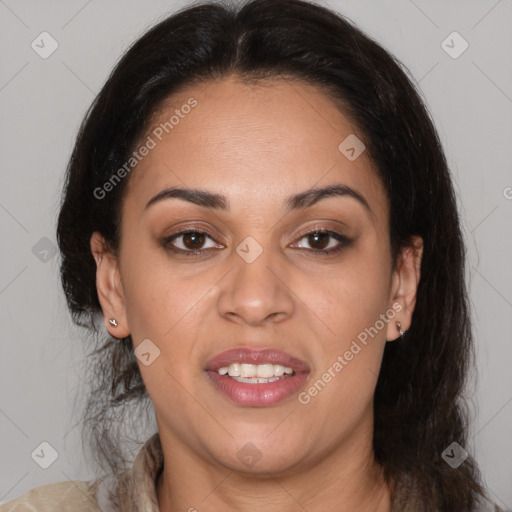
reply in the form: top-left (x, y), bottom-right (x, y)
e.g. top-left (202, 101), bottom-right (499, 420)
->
top-left (396, 321), bottom-right (405, 339)
top-left (109, 318), bottom-right (118, 327)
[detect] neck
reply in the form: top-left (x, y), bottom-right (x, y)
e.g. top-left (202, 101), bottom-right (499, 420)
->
top-left (155, 416), bottom-right (391, 512)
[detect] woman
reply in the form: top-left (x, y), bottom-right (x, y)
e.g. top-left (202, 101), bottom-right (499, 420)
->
top-left (2, 0), bottom-right (507, 511)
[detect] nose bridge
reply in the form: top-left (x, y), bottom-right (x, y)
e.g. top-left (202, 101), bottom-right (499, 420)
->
top-left (217, 233), bottom-right (294, 325)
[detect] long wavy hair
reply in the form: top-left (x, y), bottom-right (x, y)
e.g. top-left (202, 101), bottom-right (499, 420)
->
top-left (56, 0), bottom-right (489, 509)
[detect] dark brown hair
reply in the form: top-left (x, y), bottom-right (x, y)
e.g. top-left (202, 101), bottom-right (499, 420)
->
top-left (56, 0), bottom-right (491, 509)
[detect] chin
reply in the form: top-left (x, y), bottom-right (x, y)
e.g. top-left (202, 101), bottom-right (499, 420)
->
top-left (207, 436), bottom-right (309, 476)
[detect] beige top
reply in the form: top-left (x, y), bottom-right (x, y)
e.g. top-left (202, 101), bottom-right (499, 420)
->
top-left (1, 432), bottom-right (508, 511)
top-left (0, 432), bottom-right (164, 512)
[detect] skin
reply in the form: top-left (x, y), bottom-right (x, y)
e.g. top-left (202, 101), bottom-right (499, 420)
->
top-left (90, 74), bottom-right (423, 512)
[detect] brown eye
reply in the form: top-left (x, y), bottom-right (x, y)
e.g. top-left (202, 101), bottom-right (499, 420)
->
top-left (293, 229), bottom-right (350, 255)
top-left (163, 229), bottom-right (220, 255)
top-left (182, 231), bottom-right (206, 250)
top-left (307, 231), bottom-right (331, 250)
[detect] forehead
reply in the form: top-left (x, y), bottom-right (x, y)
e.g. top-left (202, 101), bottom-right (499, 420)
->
top-left (123, 75), bottom-right (387, 218)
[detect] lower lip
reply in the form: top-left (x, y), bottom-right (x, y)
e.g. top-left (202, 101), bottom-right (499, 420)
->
top-left (206, 371), bottom-right (309, 407)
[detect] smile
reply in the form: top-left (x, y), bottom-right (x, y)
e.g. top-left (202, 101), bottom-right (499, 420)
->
top-left (204, 348), bottom-right (310, 407)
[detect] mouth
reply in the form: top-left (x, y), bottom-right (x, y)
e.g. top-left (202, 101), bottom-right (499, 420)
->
top-left (204, 348), bottom-right (310, 407)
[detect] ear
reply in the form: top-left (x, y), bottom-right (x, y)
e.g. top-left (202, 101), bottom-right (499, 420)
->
top-left (386, 235), bottom-right (423, 342)
top-left (90, 231), bottom-right (130, 338)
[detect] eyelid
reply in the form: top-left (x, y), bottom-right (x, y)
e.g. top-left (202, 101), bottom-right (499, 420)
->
top-left (294, 222), bottom-right (344, 239)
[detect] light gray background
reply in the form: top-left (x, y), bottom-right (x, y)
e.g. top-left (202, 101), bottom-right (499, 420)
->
top-left (0, 0), bottom-right (511, 507)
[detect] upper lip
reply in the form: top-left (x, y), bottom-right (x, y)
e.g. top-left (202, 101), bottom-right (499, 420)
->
top-left (205, 348), bottom-right (310, 373)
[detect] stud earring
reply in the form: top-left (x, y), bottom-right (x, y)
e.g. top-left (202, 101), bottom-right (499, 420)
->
top-left (396, 321), bottom-right (405, 339)
top-left (109, 318), bottom-right (118, 327)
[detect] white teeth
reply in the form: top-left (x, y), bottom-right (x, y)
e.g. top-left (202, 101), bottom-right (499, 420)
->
top-left (274, 365), bottom-right (285, 376)
top-left (240, 364), bottom-right (256, 378)
top-left (217, 363), bottom-right (295, 378)
top-left (256, 364), bottom-right (275, 378)
top-left (232, 376), bottom-right (282, 384)
top-left (227, 363), bottom-right (240, 376)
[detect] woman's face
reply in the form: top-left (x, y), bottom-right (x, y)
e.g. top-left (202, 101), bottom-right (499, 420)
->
top-left (92, 75), bottom-right (421, 475)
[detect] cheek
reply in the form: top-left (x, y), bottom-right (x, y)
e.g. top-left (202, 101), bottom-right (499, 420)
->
top-left (120, 247), bottom-right (218, 381)
top-left (120, 256), bottom-right (205, 401)
top-left (302, 247), bottom-right (391, 408)
top-left (120, 247), bottom-right (190, 340)
top-left (122, 274), bottom-right (165, 338)
top-left (302, 275), bottom-right (389, 428)
top-left (314, 253), bottom-right (391, 342)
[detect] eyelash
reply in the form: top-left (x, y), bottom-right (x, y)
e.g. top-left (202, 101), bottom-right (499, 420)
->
top-left (162, 228), bottom-right (351, 257)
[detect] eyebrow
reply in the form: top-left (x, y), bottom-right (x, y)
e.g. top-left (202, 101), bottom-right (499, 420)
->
top-left (144, 184), bottom-right (372, 214)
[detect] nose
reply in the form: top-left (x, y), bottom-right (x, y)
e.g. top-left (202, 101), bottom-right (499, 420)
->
top-left (217, 243), bottom-right (295, 327)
